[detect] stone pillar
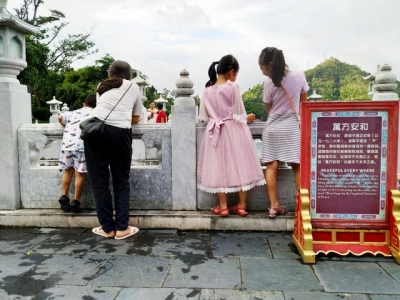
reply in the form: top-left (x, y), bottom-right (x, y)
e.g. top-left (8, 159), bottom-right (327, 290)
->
top-left (0, 0), bottom-right (38, 209)
top-left (171, 69), bottom-right (197, 210)
top-left (372, 64), bottom-right (398, 101)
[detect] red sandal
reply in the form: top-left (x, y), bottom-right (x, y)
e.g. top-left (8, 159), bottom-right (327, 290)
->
top-left (228, 205), bottom-right (248, 217)
top-left (268, 206), bottom-right (288, 218)
top-left (211, 205), bottom-right (229, 217)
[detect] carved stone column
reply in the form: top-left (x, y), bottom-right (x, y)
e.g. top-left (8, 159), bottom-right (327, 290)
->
top-left (171, 69), bottom-right (197, 210)
top-left (0, 1), bottom-right (38, 209)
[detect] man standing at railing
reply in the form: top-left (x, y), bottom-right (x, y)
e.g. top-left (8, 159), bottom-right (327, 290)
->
top-left (57, 94), bottom-right (96, 213)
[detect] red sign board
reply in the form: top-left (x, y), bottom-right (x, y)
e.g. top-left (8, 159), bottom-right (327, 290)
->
top-left (293, 101), bottom-right (400, 263)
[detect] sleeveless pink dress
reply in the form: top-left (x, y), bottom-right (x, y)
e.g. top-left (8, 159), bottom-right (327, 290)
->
top-left (197, 81), bottom-right (265, 193)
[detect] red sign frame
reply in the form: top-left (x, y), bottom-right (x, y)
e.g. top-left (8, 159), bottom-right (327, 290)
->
top-left (293, 100), bottom-right (400, 263)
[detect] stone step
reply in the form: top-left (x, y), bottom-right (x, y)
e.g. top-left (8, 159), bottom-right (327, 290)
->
top-left (0, 209), bottom-right (294, 231)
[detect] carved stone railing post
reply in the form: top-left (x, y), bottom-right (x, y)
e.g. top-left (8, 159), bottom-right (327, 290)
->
top-left (171, 69), bottom-right (197, 210)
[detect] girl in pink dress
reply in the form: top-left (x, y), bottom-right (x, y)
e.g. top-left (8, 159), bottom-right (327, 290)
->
top-left (197, 54), bottom-right (266, 217)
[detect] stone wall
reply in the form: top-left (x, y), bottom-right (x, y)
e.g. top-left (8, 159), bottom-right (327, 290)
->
top-left (17, 122), bottom-right (296, 211)
top-left (18, 124), bottom-right (172, 210)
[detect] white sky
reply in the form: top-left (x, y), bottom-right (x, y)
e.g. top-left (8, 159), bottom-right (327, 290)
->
top-left (7, 0), bottom-right (400, 96)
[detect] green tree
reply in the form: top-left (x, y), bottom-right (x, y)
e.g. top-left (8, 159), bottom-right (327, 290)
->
top-left (305, 57), bottom-right (369, 101)
top-left (15, 0), bottom-right (98, 120)
top-left (242, 84), bottom-right (267, 121)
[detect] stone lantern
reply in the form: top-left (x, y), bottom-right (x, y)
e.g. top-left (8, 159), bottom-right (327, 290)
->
top-left (0, 0), bottom-right (38, 83)
top-left (46, 96), bottom-right (62, 123)
top-left (131, 70), bottom-right (150, 123)
top-left (154, 93), bottom-right (168, 111)
top-left (308, 90), bottom-right (322, 101)
top-left (0, 0), bottom-right (39, 209)
top-left (363, 65), bottom-right (380, 99)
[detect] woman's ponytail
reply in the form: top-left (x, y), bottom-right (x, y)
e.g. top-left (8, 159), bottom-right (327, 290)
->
top-left (259, 47), bottom-right (287, 87)
top-left (271, 49), bottom-right (286, 87)
top-left (205, 61), bottom-right (219, 87)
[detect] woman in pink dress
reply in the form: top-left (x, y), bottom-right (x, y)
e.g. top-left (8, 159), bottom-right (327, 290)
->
top-left (197, 54), bottom-right (266, 217)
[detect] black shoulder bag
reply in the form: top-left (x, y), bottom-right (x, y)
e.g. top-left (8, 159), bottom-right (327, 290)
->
top-left (80, 83), bottom-right (133, 142)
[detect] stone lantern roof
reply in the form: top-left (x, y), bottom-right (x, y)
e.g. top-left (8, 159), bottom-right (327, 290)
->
top-left (131, 71), bottom-right (149, 86)
top-left (0, 1), bottom-right (38, 34)
top-left (154, 94), bottom-right (167, 103)
top-left (308, 90), bottom-right (322, 101)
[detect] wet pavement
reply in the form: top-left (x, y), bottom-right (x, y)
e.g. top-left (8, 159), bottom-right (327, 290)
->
top-left (0, 227), bottom-right (400, 299)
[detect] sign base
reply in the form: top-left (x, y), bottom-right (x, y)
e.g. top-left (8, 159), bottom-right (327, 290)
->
top-left (293, 189), bottom-right (400, 264)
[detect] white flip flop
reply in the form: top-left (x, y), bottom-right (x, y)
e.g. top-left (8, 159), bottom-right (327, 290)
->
top-left (114, 226), bottom-right (139, 240)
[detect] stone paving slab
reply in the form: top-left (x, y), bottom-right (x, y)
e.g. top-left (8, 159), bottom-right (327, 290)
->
top-left (369, 295), bottom-right (400, 300)
top-left (116, 288), bottom-right (201, 300)
top-left (0, 254), bottom-right (48, 283)
top-left (241, 257), bottom-right (322, 292)
top-left (150, 235), bottom-right (210, 257)
top-left (33, 285), bottom-right (121, 300)
top-left (29, 233), bottom-right (102, 255)
top-left (314, 261), bottom-right (400, 294)
top-left (200, 289), bottom-right (284, 300)
top-left (1, 228), bottom-right (400, 299)
top-left (0, 233), bottom-right (50, 254)
top-left (164, 257), bottom-right (241, 289)
top-left (266, 232), bottom-right (301, 260)
top-left (210, 234), bottom-right (272, 258)
top-left (86, 235), bottom-right (156, 256)
top-left (17, 254), bottom-right (110, 286)
top-left (283, 292), bottom-right (369, 300)
top-left (378, 262), bottom-right (400, 283)
top-left (87, 255), bottom-right (173, 287)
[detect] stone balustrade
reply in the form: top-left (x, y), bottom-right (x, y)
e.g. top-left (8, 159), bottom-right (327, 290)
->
top-left (16, 122), bottom-right (296, 212)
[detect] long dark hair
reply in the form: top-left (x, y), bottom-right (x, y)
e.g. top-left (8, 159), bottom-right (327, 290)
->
top-left (205, 54), bottom-right (239, 87)
top-left (259, 47), bottom-right (287, 87)
top-left (96, 60), bottom-right (133, 96)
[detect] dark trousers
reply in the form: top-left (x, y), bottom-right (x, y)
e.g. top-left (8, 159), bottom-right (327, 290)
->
top-left (84, 124), bottom-right (132, 232)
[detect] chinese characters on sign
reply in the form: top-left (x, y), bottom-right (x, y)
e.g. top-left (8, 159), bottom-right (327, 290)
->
top-left (310, 111), bottom-right (388, 220)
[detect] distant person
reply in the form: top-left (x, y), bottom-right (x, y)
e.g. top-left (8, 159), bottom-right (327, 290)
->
top-left (258, 47), bottom-right (309, 218)
top-left (85, 60), bottom-right (143, 240)
top-left (197, 54), bottom-right (265, 217)
top-left (58, 94), bottom-right (96, 213)
top-left (155, 103), bottom-right (167, 123)
top-left (147, 101), bottom-right (158, 124)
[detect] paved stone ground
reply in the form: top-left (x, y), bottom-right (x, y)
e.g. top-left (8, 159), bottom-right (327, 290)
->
top-left (0, 227), bottom-right (400, 300)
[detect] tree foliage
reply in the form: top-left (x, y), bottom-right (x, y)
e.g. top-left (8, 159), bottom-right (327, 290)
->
top-left (14, 0), bottom-right (98, 120)
top-left (305, 57), bottom-right (370, 101)
top-left (242, 84), bottom-right (267, 121)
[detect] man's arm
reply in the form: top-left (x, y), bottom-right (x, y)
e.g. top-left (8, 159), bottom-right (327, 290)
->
top-left (300, 92), bottom-right (307, 102)
top-left (264, 103), bottom-right (272, 114)
top-left (58, 114), bottom-right (66, 127)
top-left (131, 115), bottom-right (141, 124)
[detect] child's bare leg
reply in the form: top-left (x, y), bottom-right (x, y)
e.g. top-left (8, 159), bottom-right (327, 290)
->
top-left (266, 160), bottom-right (279, 212)
top-left (61, 168), bottom-right (74, 197)
top-left (218, 193), bottom-right (228, 208)
top-left (291, 163), bottom-right (300, 195)
top-left (238, 190), bottom-right (247, 208)
top-left (74, 170), bottom-right (86, 201)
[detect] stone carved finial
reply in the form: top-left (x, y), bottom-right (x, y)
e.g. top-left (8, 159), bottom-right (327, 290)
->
top-left (27, 131), bottom-right (57, 167)
top-left (174, 69), bottom-right (194, 105)
top-left (372, 64), bottom-right (398, 100)
top-left (61, 103), bottom-right (69, 112)
top-left (141, 130), bottom-right (163, 161)
top-left (27, 131), bottom-right (48, 150)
